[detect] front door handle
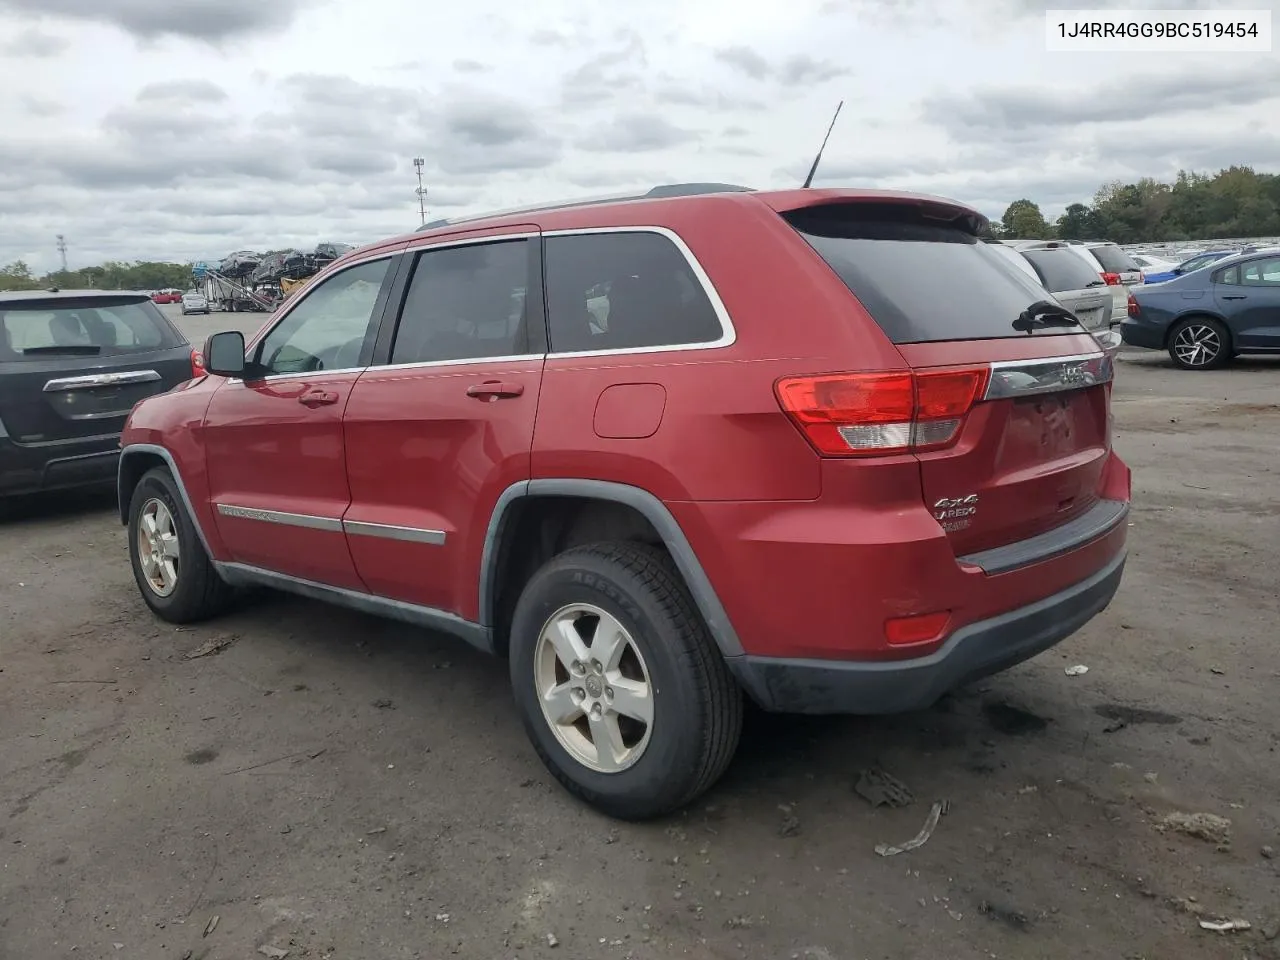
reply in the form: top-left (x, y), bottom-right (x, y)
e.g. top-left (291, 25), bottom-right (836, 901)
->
top-left (1222, 295), bottom-right (1247, 300)
top-left (466, 381), bottom-right (524, 400)
top-left (299, 388), bottom-right (339, 407)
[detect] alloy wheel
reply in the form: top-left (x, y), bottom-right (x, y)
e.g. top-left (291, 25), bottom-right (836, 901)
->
top-left (1172, 323), bottom-right (1222, 368)
top-left (533, 603), bottom-right (654, 773)
top-left (137, 498), bottom-right (180, 597)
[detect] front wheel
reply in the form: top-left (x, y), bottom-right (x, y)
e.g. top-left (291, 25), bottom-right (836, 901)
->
top-left (1168, 317), bottom-right (1231, 370)
top-left (128, 466), bottom-right (234, 623)
top-left (508, 542), bottom-right (742, 820)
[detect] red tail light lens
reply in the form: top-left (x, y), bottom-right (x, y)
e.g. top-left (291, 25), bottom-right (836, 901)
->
top-left (775, 367), bottom-right (990, 457)
top-left (1126, 294), bottom-right (1139, 317)
top-left (190, 347), bottom-right (206, 378)
top-left (1102, 272), bottom-right (1121, 285)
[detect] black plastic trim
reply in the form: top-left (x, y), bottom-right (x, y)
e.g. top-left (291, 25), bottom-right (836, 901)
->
top-left (958, 499), bottom-right (1128, 575)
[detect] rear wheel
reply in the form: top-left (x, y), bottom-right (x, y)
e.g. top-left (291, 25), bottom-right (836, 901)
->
top-left (1168, 316), bottom-right (1230, 370)
top-left (508, 542), bottom-right (742, 820)
top-left (128, 467), bottom-right (234, 623)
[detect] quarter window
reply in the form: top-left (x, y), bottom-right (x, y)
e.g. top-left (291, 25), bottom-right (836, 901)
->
top-left (390, 240), bottom-right (530, 365)
top-left (256, 258), bottom-right (390, 374)
top-left (543, 232), bottom-right (724, 353)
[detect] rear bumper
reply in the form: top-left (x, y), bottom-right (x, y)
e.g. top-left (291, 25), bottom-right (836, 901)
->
top-left (0, 434), bottom-right (120, 496)
top-left (1120, 317), bottom-right (1167, 349)
top-left (730, 547), bottom-right (1126, 715)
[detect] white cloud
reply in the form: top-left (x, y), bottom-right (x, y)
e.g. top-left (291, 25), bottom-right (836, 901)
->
top-left (0, 0), bottom-right (1277, 270)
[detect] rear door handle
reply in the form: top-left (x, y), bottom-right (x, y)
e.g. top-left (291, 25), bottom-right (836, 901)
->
top-left (466, 381), bottom-right (524, 400)
top-left (299, 388), bottom-right (339, 407)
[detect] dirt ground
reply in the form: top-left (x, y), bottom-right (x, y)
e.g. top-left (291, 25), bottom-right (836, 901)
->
top-left (2, 318), bottom-right (1278, 960)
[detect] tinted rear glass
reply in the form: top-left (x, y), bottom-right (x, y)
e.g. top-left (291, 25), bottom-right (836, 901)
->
top-left (786, 205), bottom-right (1074, 343)
top-left (0, 298), bottom-right (180, 361)
top-left (1088, 245), bottom-right (1140, 273)
top-left (1021, 248), bottom-right (1105, 293)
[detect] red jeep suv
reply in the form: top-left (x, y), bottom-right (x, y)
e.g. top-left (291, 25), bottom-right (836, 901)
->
top-left (117, 185), bottom-right (1130, 819)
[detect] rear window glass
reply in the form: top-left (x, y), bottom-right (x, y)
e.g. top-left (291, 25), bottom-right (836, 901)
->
top-left (785, 205), bottom-right (1075, 343)
top-left (1021, 249), bottom-right (1105, 293)
top-left (1088, 244), bottom-right (1140, 273)
top-left (0, 299), bottom-right (178, 360)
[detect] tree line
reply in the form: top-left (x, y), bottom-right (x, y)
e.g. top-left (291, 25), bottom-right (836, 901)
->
top-left (995, 166), bottom-right (1280, 244)
top-left (0, 259), bottom-right (194, 294)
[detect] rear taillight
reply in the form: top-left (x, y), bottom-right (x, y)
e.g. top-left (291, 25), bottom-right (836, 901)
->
top-left (190, 347), bottom-right (206, 378)
top-left (1126, 294), bottom-right (1139, 317)
top-left (1102, 272), bottom-right (1121, 285)
top-left (775, 367), bottom-right (990, 457)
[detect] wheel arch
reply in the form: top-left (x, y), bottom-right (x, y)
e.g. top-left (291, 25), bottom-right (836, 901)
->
top-left (479, 479), bottom-right (744, 660)
top-left (117, 444), bottom-right (218, 560)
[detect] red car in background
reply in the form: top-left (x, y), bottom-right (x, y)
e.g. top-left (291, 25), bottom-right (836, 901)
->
top-left (151, 290), bottom-right (182, 305)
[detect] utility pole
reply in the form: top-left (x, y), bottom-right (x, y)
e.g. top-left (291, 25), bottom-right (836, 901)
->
top-left (413, 158), bottom-right (427, 226)
top-left (56, 234), bottom-right (68, 273)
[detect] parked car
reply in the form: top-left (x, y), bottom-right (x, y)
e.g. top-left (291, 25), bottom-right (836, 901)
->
top-left (0, 290), bottom-right (203, 497)
top-left (1130, 253), bottom-right (1177, 278)
top-left (180, 292), bottom-right (210, 315)
top-left (1140, 248), bottom-right (1256, 285)
top-left (1004, 242), bottom-right (1113, 334)
top-left (117, 185), bottom-right (1131, 819)
top-left (1122, 249), bottom-right (1280, 369)
top-left (151, 289), bottom-right (182, 305)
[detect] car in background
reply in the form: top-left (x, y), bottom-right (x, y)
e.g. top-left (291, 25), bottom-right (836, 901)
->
top-left (1017, 245), bottom-right (1113, 334)
top-left (1121, 249), bottom-right (1280, 369)
top-left (181, 292), bottom-right (210, 315)
top-left (0, 290), bottom-right (203, 497)
top-left (984, 240), bottom-right (1112, 336)
top-left (151, 289), bottom-right (182, 305)
top-left (1140, 248), bottom-right (1257, 285)
top-left (1130, 253), bottom-right (1178, 277)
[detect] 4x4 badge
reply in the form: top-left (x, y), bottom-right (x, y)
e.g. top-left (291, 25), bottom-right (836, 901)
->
top-left (933, 494), bottom-right (979, 522)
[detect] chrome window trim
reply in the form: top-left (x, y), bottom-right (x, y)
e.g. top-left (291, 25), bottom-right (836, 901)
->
top-left (242, 252), bottom-right (399, 382)
top-left (220, 367), bottom-right (369, 386)
top-left (215, 502), bottom-right (344, 533)
top-left (400, 231), bottom-right (539, 255)
top-left (983, 352), bottom-right (1112, 401)
top-left (539, 225), bottom-right (737, 359)
top-left (343, 519), bottom-right (446, 545)
top-left (44, 370), bottom-right (161, 392)
top-left (366, 354), bottom-right (544, 375)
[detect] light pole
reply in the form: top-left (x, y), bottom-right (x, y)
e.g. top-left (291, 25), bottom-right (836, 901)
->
top-left (413, 158), bottom-right (427, 226)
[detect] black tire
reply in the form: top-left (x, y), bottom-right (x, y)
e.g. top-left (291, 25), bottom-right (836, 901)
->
top-left (127, 466), bottom-right (234, 623)
top-left (508, 541), bottom-right (743, 820)
top-left (1167, 316), bottom-right (1231, 370)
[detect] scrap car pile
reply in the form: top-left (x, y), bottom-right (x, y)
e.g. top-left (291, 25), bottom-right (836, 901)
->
top-left (192, 242), bottom-right (354, 313)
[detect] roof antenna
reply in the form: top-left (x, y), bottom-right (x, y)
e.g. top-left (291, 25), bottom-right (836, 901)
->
top-left (801, 100), bottom-right (843, 189)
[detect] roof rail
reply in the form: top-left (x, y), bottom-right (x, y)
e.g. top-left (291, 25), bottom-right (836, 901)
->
top-left (414, 182), bottom-right (755, 232)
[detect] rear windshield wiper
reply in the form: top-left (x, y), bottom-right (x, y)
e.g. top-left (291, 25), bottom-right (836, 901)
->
top-left (1084, 280), bottom-right (1107, 287)
top-left (1013, 300), bottom-right (1081, 334)
top-left (21, 345), bottom-right (103, 355)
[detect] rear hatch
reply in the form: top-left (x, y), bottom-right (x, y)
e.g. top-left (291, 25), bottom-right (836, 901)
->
top-left (1019, 247), bottom-right (1112, 332)
top-left (779, 200), bottom-right (1115, 558)
top-left (0, 294), bottom-right (195, 443)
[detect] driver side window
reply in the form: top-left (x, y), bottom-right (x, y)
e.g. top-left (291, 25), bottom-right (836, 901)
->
top-left (256, 258), bottom-right (391, 374)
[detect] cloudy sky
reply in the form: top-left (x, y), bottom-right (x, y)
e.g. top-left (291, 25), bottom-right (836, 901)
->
top-left (1, 0), bottom-right (1277, 272)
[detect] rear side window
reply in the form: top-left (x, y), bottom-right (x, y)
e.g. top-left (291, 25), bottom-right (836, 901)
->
top-left (1088, 244), bottom-right (1140, 273)
top-left (543, 231), bottom-right (723, 353)
top-left (391, 240), bottom-right (530, 364)
top-left (786, 205), bottom-right (1072, 343)
top-left (1021, 249), bottom-right (1105, 293)
top-left (0, 299), bottom-right (178, 360)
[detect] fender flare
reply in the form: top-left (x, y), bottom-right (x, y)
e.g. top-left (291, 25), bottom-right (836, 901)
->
top-left (117, 443), bottom-right (218, 560)
top-left (478, 478), bottom-right (744, 659)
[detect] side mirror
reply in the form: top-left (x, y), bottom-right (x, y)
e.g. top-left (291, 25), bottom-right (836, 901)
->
top-left (204, 331), bottom-right (247, 378)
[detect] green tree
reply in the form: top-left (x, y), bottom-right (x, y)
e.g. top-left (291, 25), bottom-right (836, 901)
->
top-left (0, 261), bottom-right (39, 292)
top-left (1055, 203), bottom-right (1095, 240)
top-left (1000, 199), bottom-right (1053, 239)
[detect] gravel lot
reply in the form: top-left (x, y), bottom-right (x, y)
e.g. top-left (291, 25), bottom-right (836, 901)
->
top-left (2, 306), bottom-right (1278, 960)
